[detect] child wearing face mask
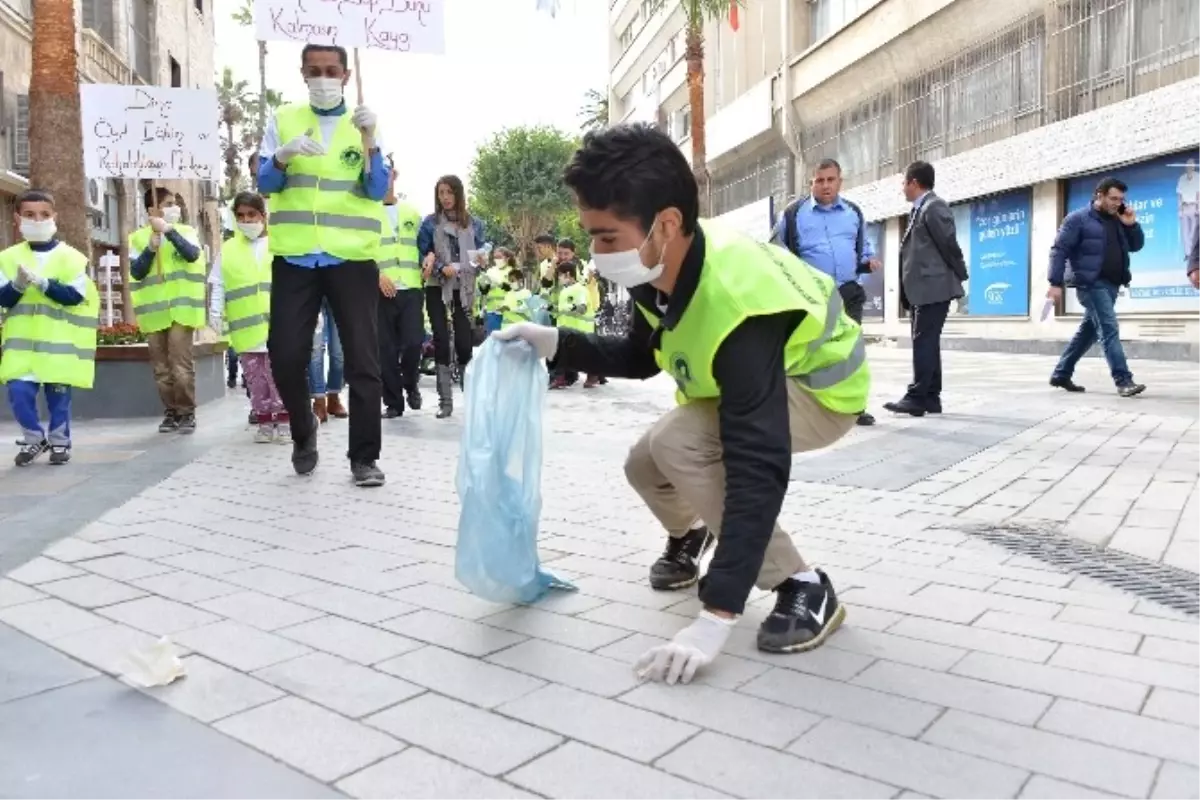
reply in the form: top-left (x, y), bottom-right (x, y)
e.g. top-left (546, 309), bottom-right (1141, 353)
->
top-left (477, 247), bottom-right (512, 335)
top-left (500, 268), bottom-right (533, 326)
top-left (209, 192), bottom-right (287, 443)
top-left (0, 190), bottom-right (99, 466)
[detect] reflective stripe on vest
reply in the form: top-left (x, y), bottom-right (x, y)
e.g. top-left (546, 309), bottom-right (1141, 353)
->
top-left (2, 338), bottom-right (96, 360)
top-left (128, 224), bottom-right (206, 332)
top-left (5, 303), bottom-right (100, 330)
top-left (280, 174), bottom-right (368, 197)
top-left (221, 235), bottom-right (272, 353)
top-left (270, 210), bottom-right (382, 232)
top-left (225, 282), bottom-right (272, 302)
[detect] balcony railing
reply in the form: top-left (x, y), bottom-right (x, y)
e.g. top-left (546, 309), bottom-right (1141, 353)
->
top-left (81, 28), bottom-right (132, 84)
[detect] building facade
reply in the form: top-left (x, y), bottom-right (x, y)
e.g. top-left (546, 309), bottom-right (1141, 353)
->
top-left (607, 0), bottom-right (1199, 354)
top-left (0, 0), bottom-right (217, 324)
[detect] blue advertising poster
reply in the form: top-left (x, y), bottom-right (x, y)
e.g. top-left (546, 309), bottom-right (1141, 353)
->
top-left (1065, 150), bottom-right (1200, 314)
top-left (861, 222), bottom-right (885, 318)
top-left (947, 190), bottom-right (1032, 316)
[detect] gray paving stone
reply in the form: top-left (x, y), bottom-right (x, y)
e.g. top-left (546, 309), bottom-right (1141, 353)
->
top-left (36, 574), bottom-right (148, 608)
top-left (1152, 762), bottom-right (1200, 800)
top-left (580, 601), bottom-right (691, 639)
top-left (507, 741), bottom-right (727, 799)
top-left (290, 585), bottom-right (416, 624)
top-left (1057, 605), bottom-right (1199, 643)
top-left (7, 556), bottom-right (85, 585)
top-left (220, 566), bottom-right (333, 598)
top-left (1038, 698), bottom-right (1200, 765)
top-left (950, 651), bottom-right (1150, 712)
top-left (276, 615), bottom-right (422, 665)
top-left (215, 696), bottom-right (403, 782)
top-left (572, 575), bottom-right (687, 610)
top-left (1049, 644), bottom-right (1199, 692)
top-left (1140, 635), bottom-right (1200, 667)
top-left (1018, 775), bottom-right (1116, 799)
top-left (142, 654), bottom-right (284, 722)
top-left (366, 692), bottom-right (560, 775)
top-left (380, 608), bottom-right (527, 657)
top-left (102, 535), bottom-right (195, 560)
top-left (657, 731), bottom-right (896, 798)
top-left (197, 590), bottom-right (326, 631)
top-left (486, 638), bottom-right (640, 697)
top-left (1143, 687), bottom-right (1200, 727)
top-left (839, 587), bottom-right (987, 623)
top-left (386, 583), bottom-right (512, 620)
top-left (375, 645), bottom-right (545, 709)
top-left (50, 621), bottom-right (174, 676)
top-left (483, 607), bottom-right (629, 651)
top-left (97, 596), bottom-right (223, 636)
top-left (0, 578), bottom-right (45, 609)
top-left (40, 537), bottom-right (114, 563)
top-left (889, 617), bottom-right (1058, 662)
top-left (0, 623), bottom-right (97, 703)
top-left (338, 747), bottom-right (536, 799)
top-left (826, 626), bottom-right (968, 671)
top-left (156, 551), bottom-right (252, 576)
top-left (723, 627), bottom-right (877, 681)
top-left (0, 598), bottom-right (110, 641)
top-left (852, 660), bottom-right (1053, 724)
top-left (912, 583), bottom-right (1064, 618)
top-left (129, 570), bottom-right (243, 603)
top-left (174, 620), bottom-right (313, 671)
top-left (595, 633), bottom-right (771, 690)
top-left (790, 718), bottom-right (1029, 799)
top-left (253, 651), bottom-right (423, 718)
top-left (922, 709), bottom-right (1159, 797)
top-left (80, 554), bottom-right (175, 581)
top-left (973, 610), bottom-right (1143, 653)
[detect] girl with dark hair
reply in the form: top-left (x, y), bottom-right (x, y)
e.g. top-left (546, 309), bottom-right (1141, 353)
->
top-left (416, 174), bottom-right (484, 418)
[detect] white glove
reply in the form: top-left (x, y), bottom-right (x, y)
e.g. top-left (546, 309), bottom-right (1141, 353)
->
top-left (635, 611), bottom-right (736, 685)
top-left (13, 265), bottom-right (37, 292)
top-left (149, 233), bottom-right (163, 251)
top-left (493, 322), bottom-right (559, 360)
top-left (275, 128), bottom-right (326, 164)
top-left (149, 216), bottom-right (170, 234)
top-left (352, 105), bottom-right (377, 134)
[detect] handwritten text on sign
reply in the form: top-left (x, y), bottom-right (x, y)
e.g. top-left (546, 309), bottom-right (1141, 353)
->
top-left (255, 0), bottom-right (445, 55)
top-left (80, 85), bottom-right (221, 180)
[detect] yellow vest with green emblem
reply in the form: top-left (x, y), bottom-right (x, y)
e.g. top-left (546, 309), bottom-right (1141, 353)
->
top-left (556, 281), bottom-right (594, 333)
top-left (501, 287), bottom-right (532, 326)
top-left (479, 266), bottom-right (507, 313)
top-left (129, 224), bottom-right (206, 333)
top-left (0, 243), bottom-right (99, 389)
top-left (268, 103), bottom-right (382, 262)
top-left (639, 220), bottom-right (869, 415)
top-left (220, 234), bottom-right (272, 353)
top-left (380, 201), bottom-right (423, 290)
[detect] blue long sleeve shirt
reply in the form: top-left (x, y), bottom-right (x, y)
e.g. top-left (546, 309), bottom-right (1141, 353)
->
top-left (0, 240), bottom-right (87, 309)
top-left (257, 102), bottom-right (388, 268)
top-left (772, 196), bottom-right (875, 285)
top-left (129, 228), bottom-right (202, 282)
top-left (417, 214), bottom-right (486, 267)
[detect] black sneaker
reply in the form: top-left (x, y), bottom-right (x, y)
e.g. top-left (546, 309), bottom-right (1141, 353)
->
top-left (406, 388), bottom-right (423, 411)
top-left (158, 412), bottom-right (178, 433)
top-left (856, 412), bottom-right (876, 426)
top-left (351, 460), bottom-right (386, 488)
top-left (1118, 383), bottom-right (1146, 398)
top-left (48, 446), bottom-right (70, 466)
top-left (649, 527), bottom-right (714, 591)
top-left (176, 414), bottom-right (196, 435)
top-left (14, 439), bottom-right (48, 467)
top-left (292, 413), bottom-right (320, 476)
top-left (1050, 376), bottom-right (1086, 393)
top-left (383, 406), bottom-right (403, 419)
top-left (756, 570), bottom-right (846, 653)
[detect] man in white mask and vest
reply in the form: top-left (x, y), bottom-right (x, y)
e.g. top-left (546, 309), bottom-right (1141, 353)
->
top-left (257, 43), bottom-right (388, 488)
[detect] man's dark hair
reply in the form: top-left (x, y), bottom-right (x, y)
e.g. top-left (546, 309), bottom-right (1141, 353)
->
top-left (556, 260), bottom-right (579, 278)
top-left (534, 234), bottom-right (556, 246)
top-left (143, 186), bottom-right (174, 210)
top-left (815, 158), bottom-right (842, 174)
top-left (563, 123), bottom-right (699, 235)
top-left (904, 161), bottom-right (935, 190)
top-left (556, 238), bottom-right (576, 252)
top-left (301, 44), bottom-right (348, 68)
top-left (1094, 177), bottom-right (1128, 197)
top-left (16, 189), bottom-right (55, 211)
top-left (232, 191), bottom-right (266, 216)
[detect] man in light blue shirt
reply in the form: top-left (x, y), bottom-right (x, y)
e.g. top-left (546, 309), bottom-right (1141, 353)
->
top-left (772, 158), bottom-right (880, 425)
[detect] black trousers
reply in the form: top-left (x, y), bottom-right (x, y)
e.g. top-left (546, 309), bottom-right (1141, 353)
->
top-left (424, 286), bottom-right (473, 368)
top-left (379, 288), bottom-right (425, 409)
top-left (838, 281), bottom-right (866, 325)
top-left (268, 257), bottom-right (382, 463)
top-left (905, 300), bottom-right (950, 405)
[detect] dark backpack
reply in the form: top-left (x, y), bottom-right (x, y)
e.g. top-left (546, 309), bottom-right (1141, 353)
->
top-left (777, 195), bottom-right (868, 274)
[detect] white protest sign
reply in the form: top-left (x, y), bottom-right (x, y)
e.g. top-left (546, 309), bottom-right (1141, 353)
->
top-left (255, 0), bottom-right (445, 54)
top-left (80, 85), bottom-right (221, 181)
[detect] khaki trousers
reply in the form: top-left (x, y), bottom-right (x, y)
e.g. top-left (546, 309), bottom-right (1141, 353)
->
top-left (624, 379), bottom-right (857, 592)
top-left (146, 323), bottom-right (196, 415)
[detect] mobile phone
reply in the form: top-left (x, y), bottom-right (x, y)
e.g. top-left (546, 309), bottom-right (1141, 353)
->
top-left (1118, 202), bottom-right (1127, 214)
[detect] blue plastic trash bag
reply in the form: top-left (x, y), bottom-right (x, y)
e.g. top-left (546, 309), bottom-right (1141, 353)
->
top-left (524, 294), bottom-right (552, 327)
top-left (455, 337), bottom-right (576, 603)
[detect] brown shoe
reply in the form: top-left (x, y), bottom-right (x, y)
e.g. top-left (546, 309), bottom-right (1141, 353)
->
top-left (583, 375), bottom-right (600, 389)
top-left (326, 392), bottom-right (348, 418)
top-left (312, 396), bottom-right (329, 424)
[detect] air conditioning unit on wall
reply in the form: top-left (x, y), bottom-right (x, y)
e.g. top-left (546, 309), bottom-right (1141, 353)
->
top-left (86, 178), bottom-right (105, 214)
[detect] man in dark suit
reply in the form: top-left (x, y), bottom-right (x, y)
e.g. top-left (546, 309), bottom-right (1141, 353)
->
top-left (884, 161), bottom-right (967, 417)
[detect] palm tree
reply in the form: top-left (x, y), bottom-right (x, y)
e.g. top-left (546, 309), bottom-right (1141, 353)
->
top-left (577, 88), bottom-right (609, 133)
top-left (232, 0), bottom-right (269, 145)
top-left (28, 0), bottom-right (89, 254)
top-left (217, 67), bottom-right (251, 198)
top-left (682, 0), bottom-right (740, 217)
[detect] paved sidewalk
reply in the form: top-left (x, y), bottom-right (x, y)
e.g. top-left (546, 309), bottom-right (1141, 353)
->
top-left (1, 348), bottom-right (1197, 799)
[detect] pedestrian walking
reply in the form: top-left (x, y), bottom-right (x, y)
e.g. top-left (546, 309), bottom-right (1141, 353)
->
top-left (306, 301), bottom-right (347, 423)
top-left (1047, 177), bottom-right (1147, 397)
top-left (0, 190), bottom-right (99, 466)
top-left (549, 260), bottom-right (599, 389)
top-left (497, 124), bottom-right (868, 683)
top-left (773, 157), bottom-right (880, 426)
top-left (129, 187), bottom-right (206, 435)
top-left (883, 160), bottom-right (967, 418)
top-left (257, 43), bottom-right (387, 487)
top-left (379, 168), bottom-right (426, 419)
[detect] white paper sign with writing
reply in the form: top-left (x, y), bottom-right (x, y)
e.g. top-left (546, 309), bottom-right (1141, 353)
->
top-left (80, 85), bottom-right (220, 180)
top-left (255, 0), bottom-right (445, 54)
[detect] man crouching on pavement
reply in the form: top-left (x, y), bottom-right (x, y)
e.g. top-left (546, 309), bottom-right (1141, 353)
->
top-left (497, 123), bottom-right (869, 684)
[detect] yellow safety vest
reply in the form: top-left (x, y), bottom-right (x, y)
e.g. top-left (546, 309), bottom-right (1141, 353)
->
top-left (501, 288), bottom-right (532, 326)
top-left (128, 223), bottom-right (206, 333)
top-left (556, 282), bottom-right (594, 333)
top-left (637, 220), bottom-right (869, 415)
top-left (379, 201), bottom-right (423, 291)
top-left (268, 103), bottom-right (382, 262)
top-left (478, 266), bottom-right (507, 313)
top-left (220, 234), bottom-right (271, 353)
top-left (0, 242), bottom-right (99, 389)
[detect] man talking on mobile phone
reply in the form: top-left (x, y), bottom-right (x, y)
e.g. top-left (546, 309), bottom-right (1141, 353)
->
top-left (1047, 177), bottom-right (1146, 398)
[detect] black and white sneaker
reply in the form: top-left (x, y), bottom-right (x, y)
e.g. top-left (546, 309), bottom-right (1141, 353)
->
top-left (649, 527), bottom-right (714, 591)
top-left (756, 570), bottom-right (845, 653)
top-left (1118, 382), bottom-right (1146, 398)
top-left (158, 412), bottom-right (178, 433)
top-left (176, 414), bottom-right (196, 434)
top-left (351, 460), bottom-right (386, 488)
top-left (14, 439), bottom-right (48, 467)
top-left (48, 446), bottom-right (71, 465)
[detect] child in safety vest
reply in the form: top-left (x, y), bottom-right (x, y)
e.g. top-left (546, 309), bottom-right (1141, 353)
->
top-left (499, 268), bottom-right (533, 327)
top-left (209, 192), bottom-right (287, 444)
top-left (549, 260), bottom-right (600, 390)
top-left (0, 189), bottom-right (99, 466)
top-left (476, 247), bottom-right (513, 335)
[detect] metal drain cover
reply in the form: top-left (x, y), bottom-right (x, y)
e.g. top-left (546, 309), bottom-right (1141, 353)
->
top-left (953, 523), bottom-right (1199, 616)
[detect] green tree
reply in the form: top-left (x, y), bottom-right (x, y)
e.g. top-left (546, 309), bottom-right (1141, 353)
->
top-left (469, 126), bottom-right (579, 264)
top-left (577, 88), bottom-right (609, 133)
top-left (232, 0), bottom-right (269, 145)
top-left (217, 66), bottom-right (252, 198)
top-left (683, 0), bottom-right (742, 216)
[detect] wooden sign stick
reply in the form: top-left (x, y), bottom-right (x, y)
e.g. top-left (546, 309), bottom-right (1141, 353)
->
top-left (353, 48), bottom-right (364, 105)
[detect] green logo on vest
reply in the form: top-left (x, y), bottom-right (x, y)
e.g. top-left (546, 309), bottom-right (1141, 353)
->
top-left (669, 352), bottom-right (692, 395)
top-left (340, 147), bottom-right (364, 168)
top-left (403, 220), bottom-right (415, 229)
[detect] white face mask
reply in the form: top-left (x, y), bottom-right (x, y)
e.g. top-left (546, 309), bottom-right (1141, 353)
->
top-left (161, 205), bottom-right (182, 225)
top-left (591, 220), bottom-right (665, 288)
top-left (237, 222), bottom-right (264, 240)
top-left (20, 218), bottom-right (56, 243)
top-left (307, 77), bottom-right (344, 110)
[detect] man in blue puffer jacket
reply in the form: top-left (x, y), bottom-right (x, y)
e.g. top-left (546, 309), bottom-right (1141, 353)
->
top-left (1047, 176), bottom-right (1146, 398)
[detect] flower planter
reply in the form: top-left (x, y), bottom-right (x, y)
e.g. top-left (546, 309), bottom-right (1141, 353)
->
top-left (0, 342), bottom-right (229, 421)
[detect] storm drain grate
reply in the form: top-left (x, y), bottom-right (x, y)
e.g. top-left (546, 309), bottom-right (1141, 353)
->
top-left (956, 523), bottom-right (1199, 616)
